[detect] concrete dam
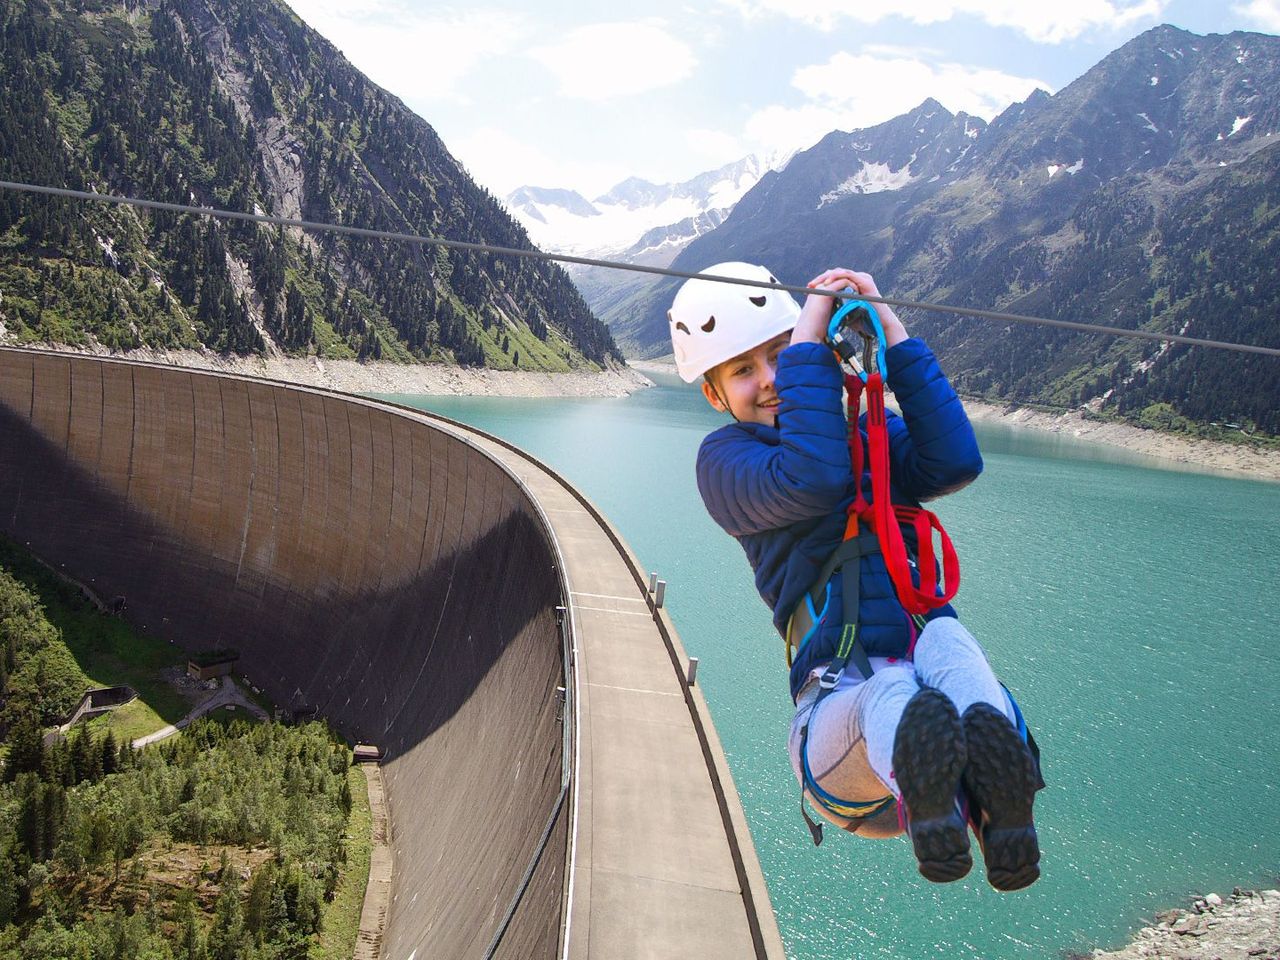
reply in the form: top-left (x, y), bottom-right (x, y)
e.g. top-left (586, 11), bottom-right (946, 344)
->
top-left (0, 347), bottom-right (783, 959)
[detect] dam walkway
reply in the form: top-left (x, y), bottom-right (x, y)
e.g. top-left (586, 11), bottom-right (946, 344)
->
top-left (406, 409), bottom-right (785, 960)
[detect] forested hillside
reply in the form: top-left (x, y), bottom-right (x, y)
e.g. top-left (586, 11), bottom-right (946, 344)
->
top-left (0, 0), bottom-right (622, 371)
top-left (1, 716), bottom-right (358, 959)
top-left (0, 555), bottom-right (365, 958)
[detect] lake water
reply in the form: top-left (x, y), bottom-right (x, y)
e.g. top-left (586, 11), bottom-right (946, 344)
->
top-left (373, 372), bottom-right (1280, 960)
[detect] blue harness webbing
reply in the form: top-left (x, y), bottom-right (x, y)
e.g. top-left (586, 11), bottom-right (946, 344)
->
top-left (796, 531), bottom-right (885, 845)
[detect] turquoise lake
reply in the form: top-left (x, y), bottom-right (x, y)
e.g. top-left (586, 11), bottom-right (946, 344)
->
top-left (374, 372), bottom-right (1280, 960)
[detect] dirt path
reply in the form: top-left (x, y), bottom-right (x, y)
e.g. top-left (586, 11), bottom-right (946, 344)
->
top-left (961, 400), bottom-right (1280, 482)
top-left (131, 677), bottom-right (269, 748)
top-left (630, 359), bottom-right (1280, 481)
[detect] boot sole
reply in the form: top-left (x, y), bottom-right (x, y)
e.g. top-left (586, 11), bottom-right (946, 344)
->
top-left (892, 688), bottom-right (971, 883)
top-left (962, 702), bottom-right (1041, 892)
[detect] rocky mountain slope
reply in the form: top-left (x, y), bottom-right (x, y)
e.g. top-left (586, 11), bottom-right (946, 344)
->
top-left (0, 0), bottom-right (621, 372)
top-left (617, 26), bottom-right (1280, 433)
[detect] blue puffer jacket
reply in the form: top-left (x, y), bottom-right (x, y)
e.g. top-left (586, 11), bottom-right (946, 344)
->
top-left (696, 338), bottom-right (983, 701)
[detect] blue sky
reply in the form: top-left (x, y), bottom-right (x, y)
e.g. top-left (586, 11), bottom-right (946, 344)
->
top-left (285, 0), bottom-right (1280, 198)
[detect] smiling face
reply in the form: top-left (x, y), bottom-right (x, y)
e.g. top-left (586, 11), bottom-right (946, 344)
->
top-left (701, 331), bottom-right (792, 426)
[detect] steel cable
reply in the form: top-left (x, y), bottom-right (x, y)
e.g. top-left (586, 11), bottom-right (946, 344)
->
top-left (2, 178), bottom-right (1277, 358)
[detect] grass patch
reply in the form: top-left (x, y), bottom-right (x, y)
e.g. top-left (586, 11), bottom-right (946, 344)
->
top-left (49, 601), bottom-right (193, 726)
top-left (0, 535), bottom-right (192, 735)
top-left (0, 258), bottom-right (197, 352)
top-left (475, 310), bottom-right (588, 373)
top-left (83, 697), bottom-right (170, 744)
top-left (203, 704), bottom-right (262, 728)
top-left (312, 314), bottom-right (357, 359)
top-left (313, 763), bottom-right (372, 960)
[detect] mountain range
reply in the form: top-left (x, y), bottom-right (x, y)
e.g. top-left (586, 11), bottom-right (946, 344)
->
top-left (529, 25), bottom-right (1280, 433)
top-left (3, 5), bottom-right (1277, 432)
top-left (505, 155), bottom-right (777, 263)
top-left (0, 0), bottom-right (621, 372)
top-left (504, 155), bottom-right (789, 369)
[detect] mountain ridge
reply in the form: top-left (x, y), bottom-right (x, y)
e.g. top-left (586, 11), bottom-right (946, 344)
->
top-left (608, 24), bottom-right (1280, 433)
top-left (0, 0), bottom-right (622, 372)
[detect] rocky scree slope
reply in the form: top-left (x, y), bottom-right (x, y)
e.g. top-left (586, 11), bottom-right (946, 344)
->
top-left (0, 0), bottom-right (621, 372)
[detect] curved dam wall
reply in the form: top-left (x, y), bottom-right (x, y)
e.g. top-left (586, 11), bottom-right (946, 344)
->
top-left (0, 348), bottom-right (569, 959)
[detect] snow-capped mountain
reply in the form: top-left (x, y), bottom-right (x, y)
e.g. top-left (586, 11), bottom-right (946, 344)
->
top-left (505, 186), bottom-right (601, 221)
top-left (503, 153), bottom-right (783, 263)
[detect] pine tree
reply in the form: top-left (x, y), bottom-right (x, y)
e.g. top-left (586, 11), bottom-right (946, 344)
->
top-left (40, 781), bottom-right (66, 863)
top-left (244, 862), bottom-right (276, 939)
top-left (207, 862), bottom-right (247, 960)
top-left (0, 855), bottom-right (19, 928)
top-left (70, 727), bottom-right (95, 784)
top-left (4, 714), bottom-right (45, 781)
top-left (174, 892), bottom-right (207, 960)
top-left (16, 773), bottom-right (45, 861)
top-left (101, 730), bottom-right (118, 775)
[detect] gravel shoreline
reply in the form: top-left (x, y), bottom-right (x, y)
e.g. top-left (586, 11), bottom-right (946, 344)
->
top-left (9, 344), bottom-right (654, 398)
top-left (11, 347), bottom-right (1279, 480)
top-left (1086, 888), bottom-right (1280, 960)
top-left (632, 359), bottom-right (1280, 482)
top-left (961, 400), bottom-right (1280, 483)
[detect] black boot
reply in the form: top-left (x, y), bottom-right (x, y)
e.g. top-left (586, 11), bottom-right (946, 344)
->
top-left (961, 702), bottom-right (1041, 891)
top-left (892, 687), bottom-right (971, 883)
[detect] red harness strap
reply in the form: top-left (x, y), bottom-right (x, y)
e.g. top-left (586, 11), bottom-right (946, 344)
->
top-left (842, 372), bottom-right (959, 615)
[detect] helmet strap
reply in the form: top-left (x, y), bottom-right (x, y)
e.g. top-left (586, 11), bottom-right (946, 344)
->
top-left (705, 374), bottom-right (741, 423)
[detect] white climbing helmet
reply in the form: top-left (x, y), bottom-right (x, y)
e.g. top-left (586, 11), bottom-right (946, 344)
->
top-left (668, 262), bottom-right (800, 383)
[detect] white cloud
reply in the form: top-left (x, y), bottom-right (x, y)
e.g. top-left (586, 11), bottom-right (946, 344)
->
top-left (794, 52), bottom-right (1050, 118)
top-left (860, 43), bottom-right (948, 59)
top-left (285, 1), bottom-right (523, 104)
top-left (743, 52), bottom-right (1049, 155)
top-left (717, 0), bottom-right (1168, 43)
top-left (1233, 0), bottom-right (1280, 32)
top-left (529, 20), bottom-right (697, 101)
top-left (685, 128), bottom-right (745, 162)
top-left (448, 127), bottom-right (627, 197)
top-left (743, 104), bottom-right (839, 156)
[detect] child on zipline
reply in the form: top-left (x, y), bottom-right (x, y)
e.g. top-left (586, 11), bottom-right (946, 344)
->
top-left (670, 262), bottom-right (1043, 890)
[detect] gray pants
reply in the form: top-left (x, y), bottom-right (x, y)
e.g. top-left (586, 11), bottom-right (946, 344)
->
top-left (787, 617), bottom-right (1015, 838)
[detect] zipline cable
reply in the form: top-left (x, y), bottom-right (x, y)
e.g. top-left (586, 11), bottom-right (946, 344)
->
top-left (2, 178), bottom-right (1278, 358)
